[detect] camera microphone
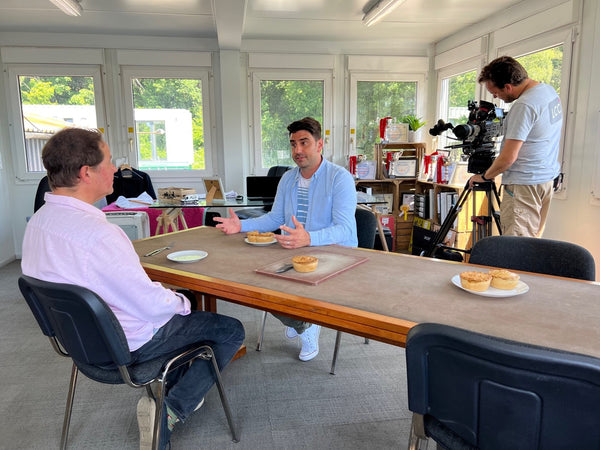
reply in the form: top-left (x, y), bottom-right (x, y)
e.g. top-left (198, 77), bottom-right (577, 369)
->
top-left (429, 119), bottom-right (454, 136)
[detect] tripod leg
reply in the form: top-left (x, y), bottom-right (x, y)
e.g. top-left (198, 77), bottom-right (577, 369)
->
top-left (424, 181), bottom-right (471, 257)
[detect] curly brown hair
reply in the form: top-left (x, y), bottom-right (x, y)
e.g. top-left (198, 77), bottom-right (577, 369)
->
top-left (478, 56), bottom-right (528, 89)
top-left (42, 128), bottom-right (104, 189)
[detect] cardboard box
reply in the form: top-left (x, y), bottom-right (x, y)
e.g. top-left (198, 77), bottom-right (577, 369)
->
top-left (157, 187), bottom-right (196, 204)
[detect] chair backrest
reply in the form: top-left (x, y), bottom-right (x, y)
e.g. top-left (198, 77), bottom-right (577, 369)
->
top-left (406, 323), bottom-right (600, 450)
top-left (34, 176), bottom-right (51, 212)
top-left (469, 235), bottom-right (595, 281)
top-left (266, 165), bottom-right (292, 177)
top-left (355, 208), bottom-right (377, 249)
top-left (18, 275), bottom-right (132, 368)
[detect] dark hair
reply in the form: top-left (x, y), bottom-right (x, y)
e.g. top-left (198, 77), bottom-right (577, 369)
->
top-left (42, 127), bottom-right (105, 189)
top-left (478, 56), bottom-right (528, 89)
top-left (287, 117), bottom-right (322, 141)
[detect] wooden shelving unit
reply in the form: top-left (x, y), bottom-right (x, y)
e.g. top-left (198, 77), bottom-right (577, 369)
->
top-left (414, 180), bottom-right (490, 253)
top-left (356, 142), bottom-right (426, 253)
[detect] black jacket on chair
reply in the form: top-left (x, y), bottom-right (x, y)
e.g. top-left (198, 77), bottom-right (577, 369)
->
top-left (105, 167), bottom-right (157, 204)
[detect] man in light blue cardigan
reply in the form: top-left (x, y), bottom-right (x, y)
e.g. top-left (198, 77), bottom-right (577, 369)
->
top-left (216, 117), bottom-right (357, 361)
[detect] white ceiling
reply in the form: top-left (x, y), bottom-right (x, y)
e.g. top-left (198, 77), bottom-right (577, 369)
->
top-left (0, 0), bottom-right (525, 51)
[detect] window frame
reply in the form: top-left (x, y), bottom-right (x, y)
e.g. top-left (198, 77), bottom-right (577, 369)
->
top-left (120, 66), bottom-right (215, 181)
top-left (6, 63), bottom-right (107, 181)
top-left (249, 69), bottom-right (333, 175)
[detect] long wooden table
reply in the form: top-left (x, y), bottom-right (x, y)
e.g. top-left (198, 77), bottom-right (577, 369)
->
top-left (133, 226), bottom-right (600, 358)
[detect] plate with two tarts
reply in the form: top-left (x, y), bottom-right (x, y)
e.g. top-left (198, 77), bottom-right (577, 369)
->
top-left (167, 250), bottom-right (208, 263)
top-left (451, 274), bottom-right (529, 298)
top-left (244, 237), bottom-right (277, 246)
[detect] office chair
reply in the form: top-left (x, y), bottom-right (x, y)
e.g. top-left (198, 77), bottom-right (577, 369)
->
top-left (237, 165), bottom-right (292, 220)
top-left (469, 235), bottom-right (595, 281)
top-left (34, 175), bottom-right (51, 212)
top-left (406, 322), bottom-right (600, 449)
top-left (256, 207), bottom-right (377, 374)
top-left (18, 275), bottom-right (238, 450)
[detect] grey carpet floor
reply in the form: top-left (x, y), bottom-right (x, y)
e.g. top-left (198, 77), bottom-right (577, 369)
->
top-left (0, 260), bottom-right (412, 449)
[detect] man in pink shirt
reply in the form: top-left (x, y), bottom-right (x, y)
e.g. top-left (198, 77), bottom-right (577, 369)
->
top-left (21, 127), bottom-right (244, 449)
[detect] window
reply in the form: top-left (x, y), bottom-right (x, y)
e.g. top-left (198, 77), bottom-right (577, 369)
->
top-left (497, 27), bottom-right (574, 196)
top-left (251, 70), bottom-right (331, 173)
top-left (121, 68), bottom-right (213, 175)
top-left (349, 72), bottom-right (425, 162)
top-left (355, 81), bottom-right (417, 161)
top-left (437, 69), bottom-right (478, 151)
top-left (7, 65), bottom-right (105, 178)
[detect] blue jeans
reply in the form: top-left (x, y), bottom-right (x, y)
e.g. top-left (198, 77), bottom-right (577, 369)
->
top-left (131, 311), bottom-right (245, 422)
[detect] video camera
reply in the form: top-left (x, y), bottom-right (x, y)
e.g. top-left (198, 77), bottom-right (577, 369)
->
top-left (429, 100), bottom-right (504, 174)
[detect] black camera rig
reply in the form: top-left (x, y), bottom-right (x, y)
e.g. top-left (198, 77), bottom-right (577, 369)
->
top-left (429, 100), bottom-right (504, 174)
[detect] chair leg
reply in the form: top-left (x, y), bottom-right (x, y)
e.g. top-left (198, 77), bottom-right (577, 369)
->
top-left (206, 347), bottom-right (239, 442)
top-left (256, 311), bottom-right (268, 351)
top-left (152, 381), bottom-right (167, 450)
top-left (408, 413), bottom-right (429, 450)
top-left (60, 363), bottom-right (78, 450)
top-left (330, 331), bottom-right (343, 375)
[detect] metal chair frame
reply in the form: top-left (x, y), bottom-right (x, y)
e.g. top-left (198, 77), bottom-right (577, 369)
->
top-left (18, 275), bottom-right (238, 449)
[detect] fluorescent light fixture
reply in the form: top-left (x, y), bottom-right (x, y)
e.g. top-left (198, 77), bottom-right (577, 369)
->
top-left (49, 0), bottom-right (83, 17)
top-left (362, 0), bottom-right (406, 27)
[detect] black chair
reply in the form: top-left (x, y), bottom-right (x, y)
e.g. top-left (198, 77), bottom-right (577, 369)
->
top-left (34, 175), bottom-right (51, 212)
top-left (406, 322), bottom-right (600, 449)
top-left (469, 235), bottom-right (595, 281)
top-left (18, 275), bottom-right (238, 450)
top-left (256, 207), bottom-right (377, 374)
top-left (237, 165), bottom-right (292, 220)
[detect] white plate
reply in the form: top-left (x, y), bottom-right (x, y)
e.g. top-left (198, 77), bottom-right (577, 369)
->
top-left (451, 274), bottom-right (529, 298)
top-left (244, 237), bottom-right (277, 246)
top-left (167, 250), bottom-right (208, 263)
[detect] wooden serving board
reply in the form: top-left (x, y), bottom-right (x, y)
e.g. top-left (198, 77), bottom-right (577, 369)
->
top-left (255, 250), bottom-right (369, 285)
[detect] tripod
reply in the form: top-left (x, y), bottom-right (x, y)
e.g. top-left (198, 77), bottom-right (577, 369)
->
top-left (423, 180), bottom-right (502, 259)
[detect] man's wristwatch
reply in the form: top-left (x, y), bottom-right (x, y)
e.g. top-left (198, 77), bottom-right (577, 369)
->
top-left (481, 173), bottom-right (491, 182)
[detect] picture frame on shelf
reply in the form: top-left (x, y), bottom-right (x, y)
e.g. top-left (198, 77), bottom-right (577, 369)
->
top-left (449, 162), bottom-right (470, 187)
top-left (389, 156), bottom-right (418, 178)
top-left (400, 192), bottom-right (415, 211)
top-left (356, 160), bottom-right (377, 179)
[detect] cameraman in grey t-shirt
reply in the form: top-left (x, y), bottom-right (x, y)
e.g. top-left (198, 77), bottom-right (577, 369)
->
top-left (468, 56), bottom-right (562, 237)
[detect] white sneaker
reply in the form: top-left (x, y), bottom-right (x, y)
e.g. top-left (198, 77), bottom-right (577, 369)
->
top-left (285, 326), bottom-right (298, 339)
top-left (298, 324), bottom-right (321, 361)
top-left (137, 396), bottom-right (156, 450)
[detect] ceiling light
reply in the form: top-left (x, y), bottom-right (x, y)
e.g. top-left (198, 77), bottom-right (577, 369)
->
top-left (362, 0), bottom-right (406, 27)
top-left (49, 0), bottom-right (83, 17)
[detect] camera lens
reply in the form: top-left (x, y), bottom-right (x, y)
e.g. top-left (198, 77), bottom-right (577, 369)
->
top-left (453, 124), bottom-right (477, 140)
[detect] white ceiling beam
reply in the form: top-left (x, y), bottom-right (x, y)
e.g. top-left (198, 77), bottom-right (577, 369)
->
top-left (212, 0), bottom-right (247, 50)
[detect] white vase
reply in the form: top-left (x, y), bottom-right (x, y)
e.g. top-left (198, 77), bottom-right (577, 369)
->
top-left (408, 130), bottom-right (421, 143)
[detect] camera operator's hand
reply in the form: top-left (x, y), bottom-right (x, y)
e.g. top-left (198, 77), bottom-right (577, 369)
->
top-left (468, 174), bottom-right (491, 189)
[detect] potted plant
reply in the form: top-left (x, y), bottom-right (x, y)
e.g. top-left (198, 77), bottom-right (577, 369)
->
top-left (401, 115), bottom-right (426, 142)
